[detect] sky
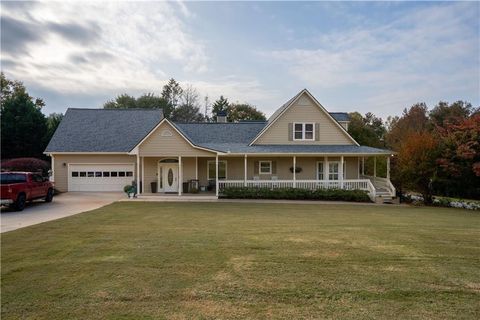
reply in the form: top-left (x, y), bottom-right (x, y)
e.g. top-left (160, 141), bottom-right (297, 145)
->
top-left (1, 1), bottom-right (479, 119)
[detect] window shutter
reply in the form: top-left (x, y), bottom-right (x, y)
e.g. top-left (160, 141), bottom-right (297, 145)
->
top-left (272, 161), bottom-right (277, 174)
top-left (315, 123), bottom-right (320, 141)
top-left (288, 123), bottom-right (293, 141)
top-left (254, 161), bottom-right (259, 174)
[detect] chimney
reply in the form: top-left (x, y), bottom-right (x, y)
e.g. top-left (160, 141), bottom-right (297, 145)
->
top-left (216, 110), bottom-right (227, 123)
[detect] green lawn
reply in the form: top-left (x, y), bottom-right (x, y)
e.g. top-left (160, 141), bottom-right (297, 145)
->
top-left (2, 202), bottom-right (479, 319)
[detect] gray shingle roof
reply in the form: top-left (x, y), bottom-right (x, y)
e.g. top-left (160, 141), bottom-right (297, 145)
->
top-left (46, 107), bottom-right (385, 155)
top-left (329, 112), bottom-right (350, 122)
top-left (45, 108), bottom-right (163, 152)
top-left (174, 122), bottom-right (266, 144)
top-left (183, 142), bottom-right (392, 155)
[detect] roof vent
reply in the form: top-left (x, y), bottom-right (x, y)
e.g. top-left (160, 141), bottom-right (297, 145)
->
top-left (216, 111), bottom-right (227, 123)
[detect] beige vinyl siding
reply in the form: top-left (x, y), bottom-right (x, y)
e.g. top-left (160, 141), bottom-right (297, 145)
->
top-left (193, 156), bottom-right (360, 186)
top-left (255, 93), bottom-right (354, 145)
top-left (345, 157), bottom-right (359, 179)
top-left (52, 154), bottom-right (137, 192)
top-left (138, 122), bottom-right (214, 157)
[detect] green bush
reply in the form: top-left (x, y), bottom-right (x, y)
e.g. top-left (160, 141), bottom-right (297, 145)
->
top-left (220, 187), bottom-right (371, 202)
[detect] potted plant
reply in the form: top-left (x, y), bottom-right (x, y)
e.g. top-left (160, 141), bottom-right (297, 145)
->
top-left (123, 185), bottom-right (136, 198)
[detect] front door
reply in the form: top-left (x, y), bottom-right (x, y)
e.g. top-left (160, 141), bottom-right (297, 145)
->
top-left (162, 164), bottom-right (178, 193)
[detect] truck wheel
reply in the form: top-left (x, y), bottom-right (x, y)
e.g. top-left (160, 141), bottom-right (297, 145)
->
top-left (45, 188), bottom-right (54, 202)
top-left (14, 193), bottom-right (26, 211)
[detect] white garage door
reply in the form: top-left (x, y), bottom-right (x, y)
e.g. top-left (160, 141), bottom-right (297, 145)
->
top-left (68, 164), bottom-right (135, 192)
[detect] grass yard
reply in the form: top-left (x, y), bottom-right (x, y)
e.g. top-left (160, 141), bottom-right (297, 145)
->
top-left (1, 202), bottom-right (479, 319)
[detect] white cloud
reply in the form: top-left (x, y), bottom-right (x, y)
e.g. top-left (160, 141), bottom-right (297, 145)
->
top-left (1, 1), bottom-right (208, 94)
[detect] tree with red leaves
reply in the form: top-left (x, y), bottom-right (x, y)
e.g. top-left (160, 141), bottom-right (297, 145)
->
top-left (436, 114), bottom-right (480, 198)
top-left (394, 132), bottom-right (440, 204)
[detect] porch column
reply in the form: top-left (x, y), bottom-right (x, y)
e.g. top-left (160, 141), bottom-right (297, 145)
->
top-left (140, 157), bottom-right (145, 193)
top-left (362, 157), bottom-right (365, 176)
top-left (324, 156), bottom-right (329, 181)
top-left (244, 154), bottom-right (247, 187)
top-left (136, 154), bottom-right (140, 194)
top-left (178, 156), bottom-right (182, 196)
top-left (215, 155), bottom-right (219, 197)
top-left (195, 157), bottom-right (198, 180)
top-left (293, 156), bottom-right (296, 188)
top-left (50, 154), bottom-right (55, 182)
top-left (387, 156), bottom-right (391, 180)
top-left (374, 157), bottom-right (377, 178)
top-left (141, 156), bottom-right (144, 194)
top-left (340, 156), bottom-right (344, 189)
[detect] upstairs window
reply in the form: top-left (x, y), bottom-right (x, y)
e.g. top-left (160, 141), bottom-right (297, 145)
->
top-left (293, 123), bottom-right (314, 141)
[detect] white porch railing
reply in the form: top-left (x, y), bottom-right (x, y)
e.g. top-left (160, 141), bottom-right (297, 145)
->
top-left (218, 179), bottom-right (377, 200)
top-left (361, 175), bottom-right (396, 197)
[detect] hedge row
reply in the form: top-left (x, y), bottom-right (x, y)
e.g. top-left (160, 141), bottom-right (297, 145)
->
top-left (220, 187), bottom-right (371, 202)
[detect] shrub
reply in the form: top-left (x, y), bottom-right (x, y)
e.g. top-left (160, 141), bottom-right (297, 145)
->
top-left (220, 187), bottom-right (371, 202)
top-left (1, 158), bottom-right (50, 176)
top-left (124, 185), bottom-right (134, 194)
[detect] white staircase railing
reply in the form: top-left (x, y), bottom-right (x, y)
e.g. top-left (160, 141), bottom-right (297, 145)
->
top-left (360, 175), bottom-right (396, 197)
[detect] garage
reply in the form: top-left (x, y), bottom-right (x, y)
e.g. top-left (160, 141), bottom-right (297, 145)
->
top-left (68, 164), bottom-right (135, 192)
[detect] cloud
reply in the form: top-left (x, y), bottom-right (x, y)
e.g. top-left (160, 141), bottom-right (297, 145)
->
top-left (1, 1), bottom-right (208, 97)
top-left (0, 16), bottom-right (40, 54)
top-left (261, 2), bottom-right (479, 116)
top-left (47, 21), bottom-right (100, 45)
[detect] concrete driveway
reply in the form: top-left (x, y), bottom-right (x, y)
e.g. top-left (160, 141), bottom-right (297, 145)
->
top-left (1, 192), bottom-right (123, 233)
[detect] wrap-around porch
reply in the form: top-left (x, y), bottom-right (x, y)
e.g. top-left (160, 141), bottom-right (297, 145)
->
top-left (136, 154), bottom-right (394, 201)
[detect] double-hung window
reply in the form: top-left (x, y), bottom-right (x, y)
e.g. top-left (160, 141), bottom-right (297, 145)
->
top-left (259, 161), bottom-right (272, 174)
top-left (317, 162), bottom-right (324, 180)
top-left (207, 161), bottom-right (227, 180)
top-left (293, 123), bottom-right (314, 141)
top-left (328, 162), bottom-right (339, 180)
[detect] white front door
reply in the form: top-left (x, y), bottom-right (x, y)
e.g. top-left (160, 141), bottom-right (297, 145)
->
top-left (162, 164), bottom-right (178, 193)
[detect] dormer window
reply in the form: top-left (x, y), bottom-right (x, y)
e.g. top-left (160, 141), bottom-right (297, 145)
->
top-left (293, 122), bottom-right (314, 141)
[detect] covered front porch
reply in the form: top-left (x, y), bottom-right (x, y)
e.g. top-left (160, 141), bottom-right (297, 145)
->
top-left (135, 154), bottom-right (395, 201)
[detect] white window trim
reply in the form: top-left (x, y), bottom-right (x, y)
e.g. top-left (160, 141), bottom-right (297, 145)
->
top-left (293, 122), bottom-right (315, 141)
top-left (316, 161), bottom-right (324, 180)
top-left (259, 160), bottom-right (272, 175)
top-left (207, 160), bottom-right (227, 180)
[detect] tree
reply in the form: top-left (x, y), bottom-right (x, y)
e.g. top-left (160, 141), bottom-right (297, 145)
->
top-left (393, 131), bottom-right (440, 204)
top-left (435, 114), bottom-right (480, 198)
top-left (45, 113), bottom-right (64, 142)
top-left (348, 112), bottom-right (386, 148)
top-left (161, 78), bottom-right (183, 118)
top-left (211, 95), bottom-right (229, 116)
top-left (103, 94), bottom-right (137, 109)
top-left (1, 73), bottom-right (48, 159)
top-left (103, 93), bottom-right (168, 112)
top-left (429, 101), bottom-right (478, 128)
top-left (227, 103), bottom-right (266, 122)
top-left (170, 85), bottom-right (205, 122)
top-left (385, 103), bottom-right (429, 150)
top-left (135, 93), bottom-right (168, 110)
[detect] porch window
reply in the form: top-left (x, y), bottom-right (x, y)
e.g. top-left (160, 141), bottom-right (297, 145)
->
top-left (259, 161), bottom-right (272, 174)
top-left (207, 161), bottom-right (227, 180)
top-left (317, 162), bottom-right (324, 180)
top-left (293, 123), bottom-right (314, 141)
top-left (328, 162), bottom-right (339, 180)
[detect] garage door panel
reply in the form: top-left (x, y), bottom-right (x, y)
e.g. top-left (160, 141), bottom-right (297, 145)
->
top-left (68, 164), bottom-right (134, 192)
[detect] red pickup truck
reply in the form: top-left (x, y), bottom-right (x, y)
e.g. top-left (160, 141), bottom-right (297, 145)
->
top-left (0, 172), bottom-right (54, 211)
